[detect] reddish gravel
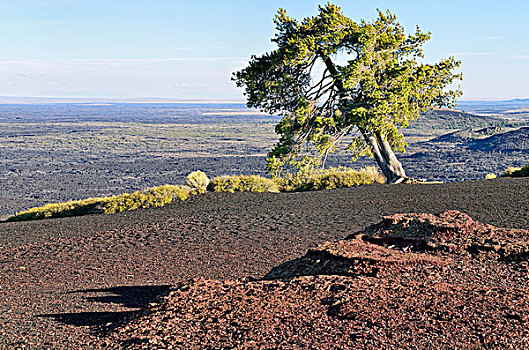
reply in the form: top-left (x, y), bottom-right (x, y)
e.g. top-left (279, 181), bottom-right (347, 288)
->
top-left (0, 177), bottom-right (528, 348)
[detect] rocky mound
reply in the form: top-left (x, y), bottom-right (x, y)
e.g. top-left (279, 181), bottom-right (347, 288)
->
top-left (101, 211), bottom-right (529, 349)
top-left (361, 210), bottom-right (529, 261)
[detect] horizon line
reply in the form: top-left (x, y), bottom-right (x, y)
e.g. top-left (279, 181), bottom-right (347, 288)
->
top-left (0, 95), bottom-right (527, 104)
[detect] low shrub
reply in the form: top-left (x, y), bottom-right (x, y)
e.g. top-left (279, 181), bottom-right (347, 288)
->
top-left (7, 184), bottom-right (189, 222)
top-left (7, 197), bottom-right (107, 222)
top-left (276, 166), bottom-right (384, 192)
top-left (503, 164), bottom-right (529, 177)
top-left (208, 175), bottom-right (280, 193)
top-left (185, 170), bottom-right (210, 193)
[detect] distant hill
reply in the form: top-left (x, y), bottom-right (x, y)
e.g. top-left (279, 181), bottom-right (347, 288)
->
top-left (430, 126), bottom-right (506, 143)
top-left (465, 126), bottom-right (529, 152)
top-left (502, 108), bottom-right (529, 114)
top-left (412, 109), bottom-right (515, 130)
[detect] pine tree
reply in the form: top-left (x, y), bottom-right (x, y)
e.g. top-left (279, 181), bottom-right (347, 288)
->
top-left (234, 4), bottom-right (462, 183)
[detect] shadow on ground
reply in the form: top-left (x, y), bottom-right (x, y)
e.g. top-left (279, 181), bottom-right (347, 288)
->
top-left (38, 285), bottom-right (172, 333)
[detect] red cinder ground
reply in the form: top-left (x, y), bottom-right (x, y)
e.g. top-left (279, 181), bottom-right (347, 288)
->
top-left (1, 177), bottom-right (528, 348)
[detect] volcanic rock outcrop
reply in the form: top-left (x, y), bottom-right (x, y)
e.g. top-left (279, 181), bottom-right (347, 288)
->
top-left (102, 211), bottom-right (529, 349)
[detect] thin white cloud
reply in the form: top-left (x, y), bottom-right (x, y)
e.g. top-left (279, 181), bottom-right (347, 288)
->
top-left (14, 72), bottom-right (46, 78)
top-left (0, 55), bottom-right (248, 99)
top-left (163, 46), bottom-right (231, 51)
top-left (483, 36), bottom-right (501, 40)
top-left (73, 57), bottom-right (248, 63)
top-left (0, 60), bottom-right (53, 67)
top-left (448, 52), bottom-right (499, 57)
top-left (449, 52), bottom-right (529, 60)
top-left (0, 0), bottom-right (91, 7)
top-left (67, 57), bottom-right (249, 68)
top-left (0, 57), bottom-right (248, 68)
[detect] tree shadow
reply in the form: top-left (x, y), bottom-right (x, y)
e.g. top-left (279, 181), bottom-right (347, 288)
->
top-left (72, 285), bottom-right (172, 309)
top-left (38, 284), bottom-right (172, 334)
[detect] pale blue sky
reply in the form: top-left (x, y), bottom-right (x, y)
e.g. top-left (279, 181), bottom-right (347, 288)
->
top-left (0, 0), bottom-right (528, 100)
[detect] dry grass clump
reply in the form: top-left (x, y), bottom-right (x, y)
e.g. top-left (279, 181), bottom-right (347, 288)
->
top-left (208, 175), bottom-right (280, 193)
top-left (503, 164), bottom-right (529, 177)
top-left (7, 184), bottom-right (188, 222)
top-left (276, 166), bottom-right (385, 192)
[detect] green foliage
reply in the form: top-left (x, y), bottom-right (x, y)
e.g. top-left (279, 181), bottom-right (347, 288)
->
top-left (233, 3), bottom-right (462, 178)
top-left (503, 164), bottom-right (529, 177)
top-left (7, 184), bottom-right (189, 222)
top-left (208, 175), bottom-right (280, 193)
top-left (276, 166), bottom-right (384, 192)
top-left (185, 170), bottom-right (210, 194)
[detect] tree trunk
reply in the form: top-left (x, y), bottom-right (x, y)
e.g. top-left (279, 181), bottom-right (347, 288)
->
top-left (360, 128), bottom-right (407, 183)
top-left (373, 132), bottom-right (407, 183)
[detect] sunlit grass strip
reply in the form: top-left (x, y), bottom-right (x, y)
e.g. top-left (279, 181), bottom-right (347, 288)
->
top-left (7, 184), bottom-right (189, 222)
top-left (503, 164), bottom-right (529, 177)
top-left (7, 167), bottom-right (384, 222)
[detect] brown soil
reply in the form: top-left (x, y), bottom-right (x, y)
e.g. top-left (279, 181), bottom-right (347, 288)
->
top-left (1, 177), bottom-right (529, 348)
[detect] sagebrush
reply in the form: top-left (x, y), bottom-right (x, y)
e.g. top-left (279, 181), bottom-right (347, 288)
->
top-left (208, 175), bottom-right (280, 193)
top-left (276, 166), bottom-right (385, 192)
top-left (185, 170), bottom-right (210, 193)
top-left (503, 164), bottom-right (529, 177)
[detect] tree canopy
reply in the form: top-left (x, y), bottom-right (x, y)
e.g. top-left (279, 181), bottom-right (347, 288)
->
top-left (234, 3), bottom-right (462, 183)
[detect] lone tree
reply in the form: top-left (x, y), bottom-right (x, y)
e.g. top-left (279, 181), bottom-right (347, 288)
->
top-left (234, 4), bottom-right (462, 183)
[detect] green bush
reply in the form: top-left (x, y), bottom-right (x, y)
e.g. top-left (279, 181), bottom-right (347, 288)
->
top-left (208, 175), bottom-right (280, 193)
top-left (185, 170), bottom-right (210, 193)
top-left (276, 166), bottom-right (384, 192)
top-left (503, 164), bottom-right (529, 177)
top-left (7, 184), bottom-right (189, 222)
